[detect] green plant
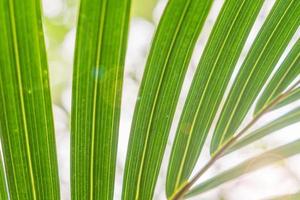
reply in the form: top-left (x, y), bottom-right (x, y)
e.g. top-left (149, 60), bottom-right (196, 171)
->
top-left (0, 0), bottom-right (299, 200)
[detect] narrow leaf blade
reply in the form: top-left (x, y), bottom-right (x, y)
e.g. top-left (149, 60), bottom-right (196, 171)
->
top-left (71, 0), bottom-right (131, 199)
top-left (122, 0), bottom-right (213, 199)
top-left (0, 0), bottom-right (60, 199)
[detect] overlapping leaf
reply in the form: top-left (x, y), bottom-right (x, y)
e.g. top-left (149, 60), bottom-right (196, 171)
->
top-left (166, 0), bottom-right (265, 197)
top-left (122, 0), bottom-right (213, 199)
top-left (211, 0), bottom-right (300, 153)
top-left (0, 0), bottom-right (60, 199)
top-left (71, 0), bottom-right (131, 199)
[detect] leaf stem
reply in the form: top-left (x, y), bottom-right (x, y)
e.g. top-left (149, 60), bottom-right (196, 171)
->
top-left (169, 79), bottom-right (300, 200)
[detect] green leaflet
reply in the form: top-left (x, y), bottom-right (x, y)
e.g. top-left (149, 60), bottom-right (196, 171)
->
top-left (71, 0), bottom-right (131, 199)
top-left (122, 0), bottom-right (213, 199)
top-left (255, 39), bottom-right (300, 114)
top-left (210, 0), bottom-right (300, 154)
top-left (271, 87), bottom-right (300, 111)
top-left (166, 0), bottom-right (264, 196)
top-left (186, 139), bottom-right (300, 198)
top-left (0, 0), bottom-right (60, 199)
top-left (266, 191), bottom-right (300, 200)
top-left (0, 157), bottom-right (8, 200)
top-left (224, 106), bottom-right (300, 155)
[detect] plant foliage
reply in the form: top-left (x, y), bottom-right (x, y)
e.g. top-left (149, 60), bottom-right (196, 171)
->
top-left (0, 0), bottom-right (299, 199)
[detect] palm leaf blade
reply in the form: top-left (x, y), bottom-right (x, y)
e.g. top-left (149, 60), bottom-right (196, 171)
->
top-left (71, 0), bottom-right (131, 199)
top-left (0, 0), bottom-right (60, 199)
top-left (122, 0), bottom-right (213, 199)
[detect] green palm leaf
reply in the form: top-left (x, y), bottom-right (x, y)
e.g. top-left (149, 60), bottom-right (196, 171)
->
top-left (0, 0), bottom-right (60, 199)
top-left (1, 0), bottom-right (299, 199)
top-left (166, 0), bottom-right (265, 197)
top-left (210, 0), bottom-right (300, 154)
top-left (186, 139), bottom-right (300, 198)
top-left (224, 106), bottom-right (300, 155)
top-left (170, 76), bottom-right (300, 199)
top-left (71, 0), bottom-right (131, 199)
top-left (255, 39), bottom-right (300, 114)
top-left (122, 0), bottom-right (213, 199)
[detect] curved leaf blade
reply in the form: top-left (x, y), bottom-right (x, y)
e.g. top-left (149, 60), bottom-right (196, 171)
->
top-left (166, 0), bottom-right (265, 196)
top-left (255, 39), bottom-right (300, 114)
top-left (224, 106), bottom-right (300, 155)
top-left (71, 0), bottom-right (131, 199)
top-left (211, 0), bottom-right (300, 154)
top-left (187, 139), bottom-right (300, 198)
top-left (0, 0), bottom-right (60, 199)
top-left (122, 0), bottom-right (213, 199)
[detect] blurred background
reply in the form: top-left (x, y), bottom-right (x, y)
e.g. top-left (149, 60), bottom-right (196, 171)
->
top-left (42, 0), bottom-right (300, 199)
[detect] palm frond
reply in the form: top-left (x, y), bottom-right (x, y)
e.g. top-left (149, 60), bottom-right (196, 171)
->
top-left (0, 0), bottom-right (299, 199)
top-left (210, 0), bottom-right (300, 153)
top-left (166, 0), bottom-right (265, 196)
